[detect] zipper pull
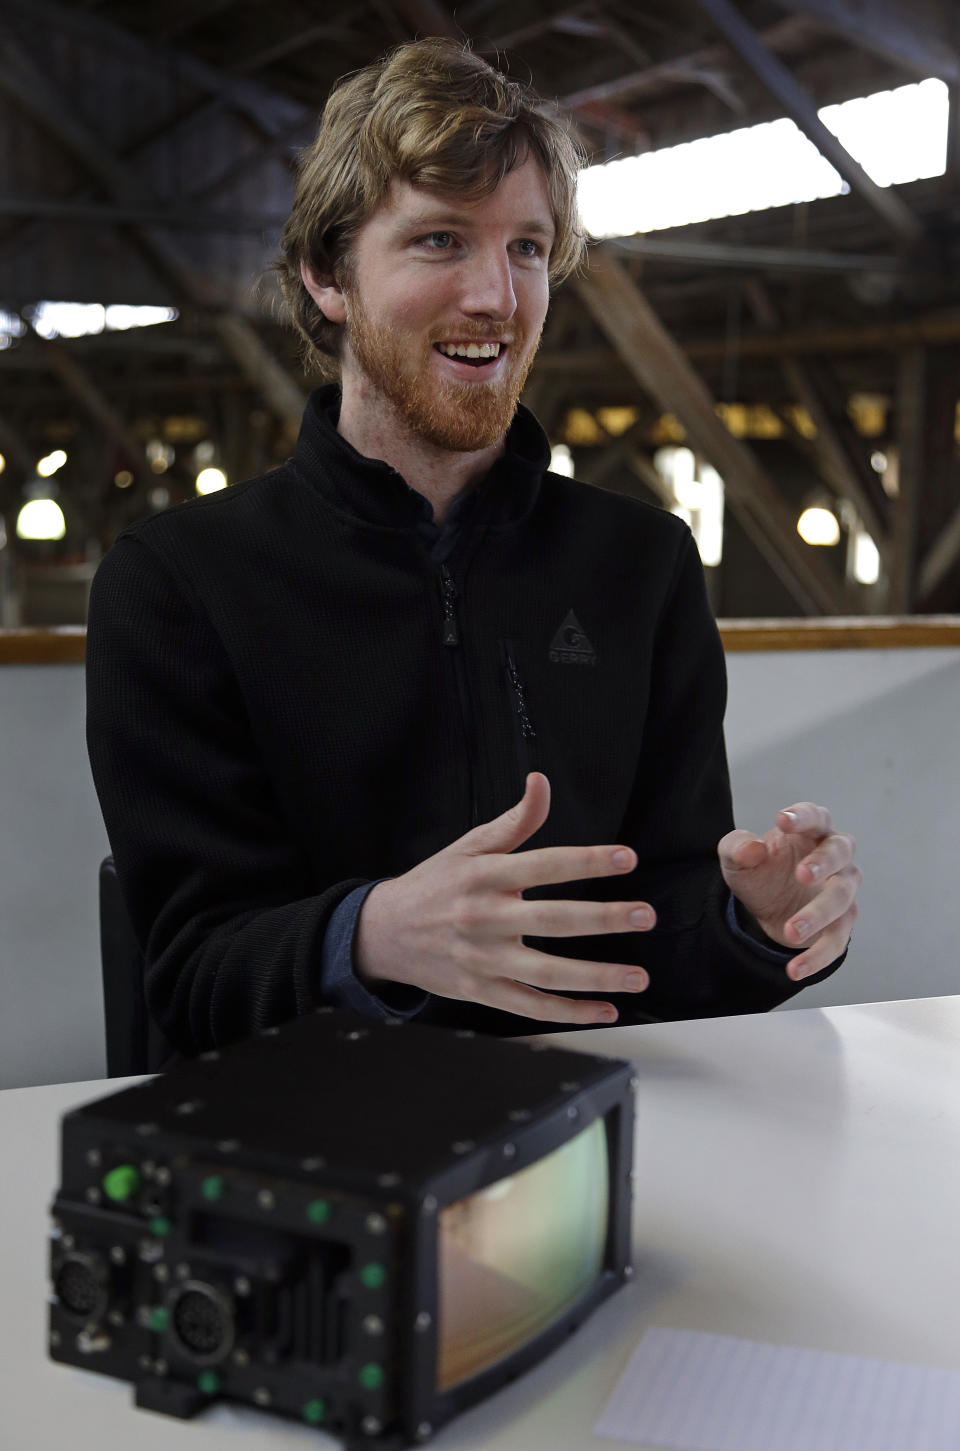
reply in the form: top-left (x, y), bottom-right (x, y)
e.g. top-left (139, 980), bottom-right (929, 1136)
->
top-left (439, 566), bottom-right (459, 646)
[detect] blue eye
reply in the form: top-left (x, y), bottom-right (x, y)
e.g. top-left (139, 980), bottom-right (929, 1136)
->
top-left (516, 239), bottom-right (543, 258)
top-left (426, 232), bottom-right (454, 249)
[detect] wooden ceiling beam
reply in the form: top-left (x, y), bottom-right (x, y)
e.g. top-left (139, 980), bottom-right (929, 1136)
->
top-left (770, 0), bottom-right (960, 86)
top-left (0, 28), bottom-right (307, 433)
top-left (888, 346), bottom-right (926, 610)
top-left (741, 278), bottom-right (891, 549)
top-left (691, 0), bottom-right (925, 249)
top-left (575, 245), bottom-right (853, 614)
top-left (609, 234), bottom-right (907, 275)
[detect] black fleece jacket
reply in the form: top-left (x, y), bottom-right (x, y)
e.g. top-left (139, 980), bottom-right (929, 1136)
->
top-left (85, 387), bottom-right (841, 1057)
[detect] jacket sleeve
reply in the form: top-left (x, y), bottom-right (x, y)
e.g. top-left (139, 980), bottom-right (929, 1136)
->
top-left (86, 534), bottom-right (424, 1057)
top-left (587, 526), bottom-right (844, 1024)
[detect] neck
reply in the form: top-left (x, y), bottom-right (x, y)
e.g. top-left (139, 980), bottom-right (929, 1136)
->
top-left (335, 373), bottom-right (506, 526)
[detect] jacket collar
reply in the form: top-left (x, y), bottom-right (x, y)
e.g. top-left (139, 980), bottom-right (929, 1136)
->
top-left (292, 385), bottom-right (549, 530)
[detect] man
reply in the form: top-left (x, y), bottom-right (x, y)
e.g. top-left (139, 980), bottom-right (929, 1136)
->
top-left (86, 38), bottom-right (860, 1060)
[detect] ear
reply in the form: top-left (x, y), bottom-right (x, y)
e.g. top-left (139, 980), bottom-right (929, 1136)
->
top-left (300, 258), bottom-right (347, 325)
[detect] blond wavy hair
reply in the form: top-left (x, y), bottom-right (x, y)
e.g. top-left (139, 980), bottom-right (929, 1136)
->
top-left (275, 38), bottom-right (587, 375)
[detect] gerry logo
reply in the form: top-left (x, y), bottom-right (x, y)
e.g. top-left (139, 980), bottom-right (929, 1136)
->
top-left (548, 610), bottom-right (597, 666)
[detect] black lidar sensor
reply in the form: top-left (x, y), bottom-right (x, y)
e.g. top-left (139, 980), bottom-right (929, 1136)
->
top-left (48, 1008), bottom-right (635, 1448)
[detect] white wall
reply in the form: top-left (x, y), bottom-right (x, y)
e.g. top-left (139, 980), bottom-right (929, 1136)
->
top-left (2, 648), bottom-right (957, 1089)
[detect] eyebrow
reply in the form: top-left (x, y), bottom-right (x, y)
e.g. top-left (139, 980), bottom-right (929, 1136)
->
top-left (398, 212), bottom-right (555, 240)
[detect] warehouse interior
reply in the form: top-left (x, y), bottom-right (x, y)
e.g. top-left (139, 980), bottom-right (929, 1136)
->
top-left (1, 0), bottom-right (959, 624)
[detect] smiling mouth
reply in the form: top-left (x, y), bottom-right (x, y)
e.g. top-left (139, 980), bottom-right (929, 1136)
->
top-left (434, 341), bottom-right (506, 367)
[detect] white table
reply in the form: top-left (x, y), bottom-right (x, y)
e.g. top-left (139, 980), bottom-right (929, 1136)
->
top-left (5, 996), bottom-right (960, 1450)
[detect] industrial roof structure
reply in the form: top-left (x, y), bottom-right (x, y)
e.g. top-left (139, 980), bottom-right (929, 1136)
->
top-left (1, 0), bottom-right (958, 620)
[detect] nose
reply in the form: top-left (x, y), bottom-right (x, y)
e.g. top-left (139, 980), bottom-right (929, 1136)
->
top-left (458, 246), bottom-right (517, 321)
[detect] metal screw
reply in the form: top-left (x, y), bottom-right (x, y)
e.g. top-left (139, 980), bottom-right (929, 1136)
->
top-left (566, 1106), bottom-right (579, 1120)
top-left (174, 1262), bottom-right (191, 1280)
top-left (560, 1081), bottom-right (581, 1092)
top-left (421, 1195), bottom-right (437, 1214)
top-left (85, 1148), bottom-right (102, 1167)
top-left (49, 1330), bottom-right (61, 1348)
top-left (365, 1213), bottom-right (387, 1235)
top-left (301, 1156), bottom-right (326, 1171)
top-left (416, 1423), bottom-right (433, 1440)
top-left (154, 1167), bottom-right (171, 1186)
top-left (503, 1142), bottom-right (516, 1158)
top-left (262, 1026), bottom-right (280, 1036)
top-left (107, 1310), bottom-right (125, 1327)
top-left (199, 1050), bottom-right (220, 1061)
top-left (377, 1172), bottom-right (400, 1188)
top-left (234, 1276), bottom-right (251, 1296)
top-left (253, 1387), bottom-right (272, 1406)
top-left (232, 1348), bottom-right (250, 1367)
top-left (455, 1030), bottom-right (474, 1039)
top-left (414, 1312), bottom-right (432, 1332)
top-left (623, 1265), bottom-right (634, 1280)
top-left (507, 1109), bottom-right (531, 1123)
top-left (109, 1247), bottom-right (127, 1265)
top-left (629, 1076), bottom-right (640, 1090)
top-left (153, 1264), bottom-right (169, 1283)
top-left (257, 1189), bottom-right (275, 1210)
top-left (217, 1139), bottom-right (240, 1153)
top-left (85, 1187), bottom-right (101, 1205)
top-left (362, 1315), bottom-right (384, 1336)
top-left (154, 1359), bottom-right (168, 1376)
top-left (362, 1416), bottom-right (383, 1435)
top-left (138, 1354), bottom-right (152, 1370)
top-left (530, 1041), bottom-right (549, 1051)
top-left (136, 1123), bottom-right (159, 1136)
top-left (61, 1234), bottom-right (75, 1250)
top-left (451, 1140), bottom-right (474, 1155)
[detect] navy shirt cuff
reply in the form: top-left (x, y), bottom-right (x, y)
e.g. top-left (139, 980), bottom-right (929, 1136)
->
top-left (725, 890), bottom-right (798, 964)
top-left (320, 879), bottom-right (430, 1019)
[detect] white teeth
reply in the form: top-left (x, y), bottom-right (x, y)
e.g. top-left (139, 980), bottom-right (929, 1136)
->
top-left (438, 342), bottom-right (501, 359)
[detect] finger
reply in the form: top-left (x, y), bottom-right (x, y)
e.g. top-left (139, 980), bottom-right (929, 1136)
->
top-left (485, 841), bottom-right (640, 893)
top-left (509, 946), bottom-right (649, 997)
top-left (796, 833), bottom-right (857, 885)
top-left (717, 828), bottom-right (768, 873)
top-left (496, 895), bottom-right (656, 939)
top-left (776, 802), bottom-right (833, 839)
top-left (463, 771), bottom-right (552, 858)
top-left (467, 977), bottom-right (622, 1026)
top-left (784, 865), bottom-right (861, 945)
top-left (787, 902), bottom-right (858, 981)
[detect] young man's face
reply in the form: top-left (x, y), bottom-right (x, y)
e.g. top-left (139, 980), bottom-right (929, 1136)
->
top-left (305, 155), bottom-right (555, 453)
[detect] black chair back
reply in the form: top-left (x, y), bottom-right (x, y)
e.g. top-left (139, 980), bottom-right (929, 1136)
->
top-left (98, 856), bottom-right (176, 1076)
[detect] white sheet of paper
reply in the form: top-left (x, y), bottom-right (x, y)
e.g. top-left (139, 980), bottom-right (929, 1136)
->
top-left (594, 1328), bottom-right (960, 1451)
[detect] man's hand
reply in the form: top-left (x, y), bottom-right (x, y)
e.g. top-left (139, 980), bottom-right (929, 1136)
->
top-left (718, 803), bottom-right (860, 981)
top-left (353, 772), bottom-right (657, 1025)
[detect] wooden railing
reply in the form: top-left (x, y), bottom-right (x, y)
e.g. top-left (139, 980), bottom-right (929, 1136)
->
top-left (2, 618), bottom-right (960, 665)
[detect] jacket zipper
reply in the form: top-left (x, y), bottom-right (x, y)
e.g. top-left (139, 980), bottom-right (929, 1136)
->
top-left (502, 640), bottom-right (537, 785)
top-left (438, 565), bottom-right (477, 825)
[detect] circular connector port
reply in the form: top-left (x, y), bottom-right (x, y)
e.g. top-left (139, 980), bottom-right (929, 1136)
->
top-left (167, 1281), bottom-right (235, 1365)
top-left (54, 1253), bottom-right (110, 1323)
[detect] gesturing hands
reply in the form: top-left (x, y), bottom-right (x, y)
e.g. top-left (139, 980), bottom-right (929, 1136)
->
top-left (718, 803), bottom-right (861, 981)
top-left (354, 771), bottom-right (656, 1026)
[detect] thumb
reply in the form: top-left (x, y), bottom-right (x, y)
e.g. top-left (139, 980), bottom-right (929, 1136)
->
top-left (464, 772), bottom-right (551, 856)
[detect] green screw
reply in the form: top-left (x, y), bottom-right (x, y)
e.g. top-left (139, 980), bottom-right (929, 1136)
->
top-left (358, 1363), bottom-right (384, 1391)
top-left (149, 1216), bottom-right (172, 1237)
top-left (201, 1175), bottom-right (224, 1201)
top-left (147, 1307), bottom-right (169, 1333)
top-left (102, 1164), bottom-right (141, 1201)
top-left (198, 1370), bottom-right (220, 1395)
top-left (360, 1262), bottom-right (386, 1290)
top-left (306, 1199), bottom-right (331, 1225)
top-left (302, 1399), bottom-right (326, 1424)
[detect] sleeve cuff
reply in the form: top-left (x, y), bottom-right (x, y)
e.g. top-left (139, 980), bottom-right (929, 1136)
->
top-left (320, 880), bottom-right (430, 1020)
top-left (725, 890), bottom-right (798, 964)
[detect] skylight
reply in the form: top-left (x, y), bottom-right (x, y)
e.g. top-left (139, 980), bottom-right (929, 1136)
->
top-left (17, 303), bottom-right (180, 342)
top-left (577, 78), bottom-right (949, 237)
